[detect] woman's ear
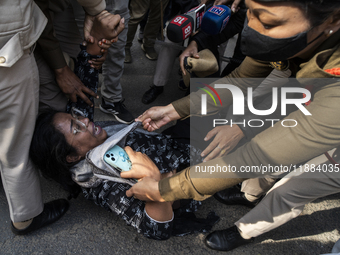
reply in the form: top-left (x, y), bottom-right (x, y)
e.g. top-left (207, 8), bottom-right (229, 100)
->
top-left (324, 12), bottom-right (340, 35)
top-left (66, 154), bottom-right (82, 163)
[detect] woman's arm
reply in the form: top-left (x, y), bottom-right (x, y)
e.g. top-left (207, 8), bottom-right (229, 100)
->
top-left (143, 171), bottom-right (175, 221)
top-left (126, 81), bottom-right (340, 202)
top-left (137, 57), bottom-right (273, 131)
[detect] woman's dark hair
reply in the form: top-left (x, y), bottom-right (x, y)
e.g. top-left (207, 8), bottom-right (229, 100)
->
top-left (30, 110), bottom-right (81, 198)
top-left (257, 0), bottom-right (340, 27)
top-left (303, 1), bottom-right (340, 27)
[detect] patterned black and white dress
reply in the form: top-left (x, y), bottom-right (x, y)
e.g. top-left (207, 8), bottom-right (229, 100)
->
top-left (66, 45), bottom-right (101, 121)
top-left (67, 46), bottom-right (205, 240)
top-left (79, 123), bottom-right (203, 240)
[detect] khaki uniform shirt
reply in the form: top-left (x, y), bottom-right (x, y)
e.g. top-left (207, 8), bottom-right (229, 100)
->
top-left (0, 0), bottom-right (47, 68)
top-left (35, 0), bottom-right (106, 69)
top-left (159, 30), bottom-right (340, 202)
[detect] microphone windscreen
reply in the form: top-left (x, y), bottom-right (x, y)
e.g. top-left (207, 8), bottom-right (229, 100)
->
top-left (201, 5), bottom-right (231, 35)
top-left (167, 14), bottom-right (194, 43)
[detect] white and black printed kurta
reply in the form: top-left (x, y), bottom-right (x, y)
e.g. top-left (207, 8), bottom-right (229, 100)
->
top-left (71, 122), bottom-right (203, 240)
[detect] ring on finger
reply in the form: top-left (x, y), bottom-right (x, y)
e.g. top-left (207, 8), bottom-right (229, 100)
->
top-left (217, 145), bottom-right (222, 151)
top-left (220, 149), bottom-right (227, 155)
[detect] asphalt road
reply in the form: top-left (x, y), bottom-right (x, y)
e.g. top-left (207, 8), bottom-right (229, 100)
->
top-left (1, 35), bottom-right (340, 255)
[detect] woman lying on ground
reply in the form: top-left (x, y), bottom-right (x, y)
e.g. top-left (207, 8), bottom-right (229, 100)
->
top-left (29, 109), bottom-right (218, 240)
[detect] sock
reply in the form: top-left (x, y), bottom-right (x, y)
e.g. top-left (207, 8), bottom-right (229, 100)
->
top-left (237, 226), bottom-right (252, 240)
top-left (244, 193), bottom-right (260, 202)
top-left (13, 219), bottom-right (33, 230)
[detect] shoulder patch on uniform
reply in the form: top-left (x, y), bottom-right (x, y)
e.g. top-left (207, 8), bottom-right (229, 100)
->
top-left (270, 61), bottom-right (289, 71)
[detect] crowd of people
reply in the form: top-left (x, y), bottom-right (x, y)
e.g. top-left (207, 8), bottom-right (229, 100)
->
top-left (1, 0), bottom-right (340, 253)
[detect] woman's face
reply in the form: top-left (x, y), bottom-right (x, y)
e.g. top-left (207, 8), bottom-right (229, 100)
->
top-left (245, 0), bottom-right (331, 58)
top-left (53, 112), bottom-right (108, 161)
top-left (246, 0), bottom-right (310, 38)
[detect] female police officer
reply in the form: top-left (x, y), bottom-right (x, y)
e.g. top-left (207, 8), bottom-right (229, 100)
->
top-left (122, 0), bottom-right (340, 251)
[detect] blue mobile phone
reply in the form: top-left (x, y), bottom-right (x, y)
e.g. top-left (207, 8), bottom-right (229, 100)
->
top-left (104, 145), bottom-right (132, 172)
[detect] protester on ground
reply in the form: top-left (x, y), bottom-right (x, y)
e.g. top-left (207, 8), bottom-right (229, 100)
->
top-left (30, 109), bottom-right (213, 240)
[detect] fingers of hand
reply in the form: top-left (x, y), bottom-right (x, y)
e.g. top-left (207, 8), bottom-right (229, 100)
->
top-left (85, 35), bottom-right (94, 44)
top-left (120, 169), bottom-right (133, 179)
top-left (69, 94), bottom-right (77, 103)
top-left (149, 121), bottom-right (160, 131)
top-left (111, 37), bottom-right (118, 43)
top-left (142, 121), bottom-right (150, 130)
top-left (90, 64), bottom-right (102, 70)
top-left (202, 128), bottom-right (220, 156)
top-left (78, 91), bottom-right (93, 106)
top-left (98, 39), bottom-right (112, 49)
top-left (232, 0), bottom-right (242, 12)
top-left (126, 187), bottom-right (133, 197)
top-left (201, 140), bottom-right (218, 157)
top-left (180, 65), bottom-right (186, 75)
top-left (141, 117), bottom-right (152, 126)
top-left (124, 146), bottom-right (135, 160)
top-left (204, 128), bottom-right (218, 141)
top-left (179, 56), bottom-right (186, 75)
top-left (108, 15), bottom-right (123, 36)
top-left (137, 111), bottom-right (148, 122)
top-left (116, 17), bottom-right (125, 32)
top-left (82, 85), bottom-right (98, 98)
top-left (89, 59), bottom-right (104, 69)
top-left (203, 145), bottom-right (224, 162)
top-left (147, 125), bottom-right (155, 132)
top-left (90, 56), bottom-right (105, 64)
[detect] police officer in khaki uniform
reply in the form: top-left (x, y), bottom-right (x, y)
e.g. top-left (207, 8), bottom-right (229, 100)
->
top-left (121, 0), bottom-right (340, 251)
top-left (0, 0), bottom-right (121, 235)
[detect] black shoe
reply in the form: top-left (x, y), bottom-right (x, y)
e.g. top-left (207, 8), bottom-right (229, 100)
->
top-left (205, 226), bottom-right (254, 251)
top-left (213, 185), bottom-right (260, 208)
top-left (142, 85), bottom-right (163, 104)
top-left (11, 199), bottom-right (69, 235)
top-left (124, 48), bottom-right (132, 63)
top-left (178, 79), bottom-right (188, 91)
top-left (137, 30), bottom-right (144, 43)
top-left (100, 98), bottom-right (134, 124)
top-left (141, 44), bottom-right (158, 60)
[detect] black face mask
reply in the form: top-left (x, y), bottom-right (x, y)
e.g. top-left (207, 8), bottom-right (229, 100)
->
top-left (240, 17), bottom-right (323, 61)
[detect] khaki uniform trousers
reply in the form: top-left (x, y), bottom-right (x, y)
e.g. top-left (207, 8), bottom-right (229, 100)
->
top-left (37, 2), bottom-right (83, 113)
top-left (0, 49), bottom-right (44, 222)
top-left (126, 0), bottom-right (169, 49)
top-left (235, 147), bottom-right (340, 237)
top-left (41, 0), bottom-right (130, 105)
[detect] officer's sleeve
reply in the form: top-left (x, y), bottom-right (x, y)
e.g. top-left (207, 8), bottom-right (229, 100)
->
top-left (160, 82), bottom-right (340, 201)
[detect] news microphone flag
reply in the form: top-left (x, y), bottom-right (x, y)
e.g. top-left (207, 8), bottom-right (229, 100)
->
top-left (185, 4), bottom-right (206, 32)
top-left (167, 14), bottom-right (194, 43)
top-left (201, 5), bottom-right (231, 35)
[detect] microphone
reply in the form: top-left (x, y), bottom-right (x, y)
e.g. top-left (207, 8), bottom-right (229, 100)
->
top-left (167, 14), bottom-right (194, 43)
top-left (185, 4), bottom-right (206, 32)
top-left (167, 4), bottom-right (206, 43)
top-left (201, 5), bottom-right (231, 35)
